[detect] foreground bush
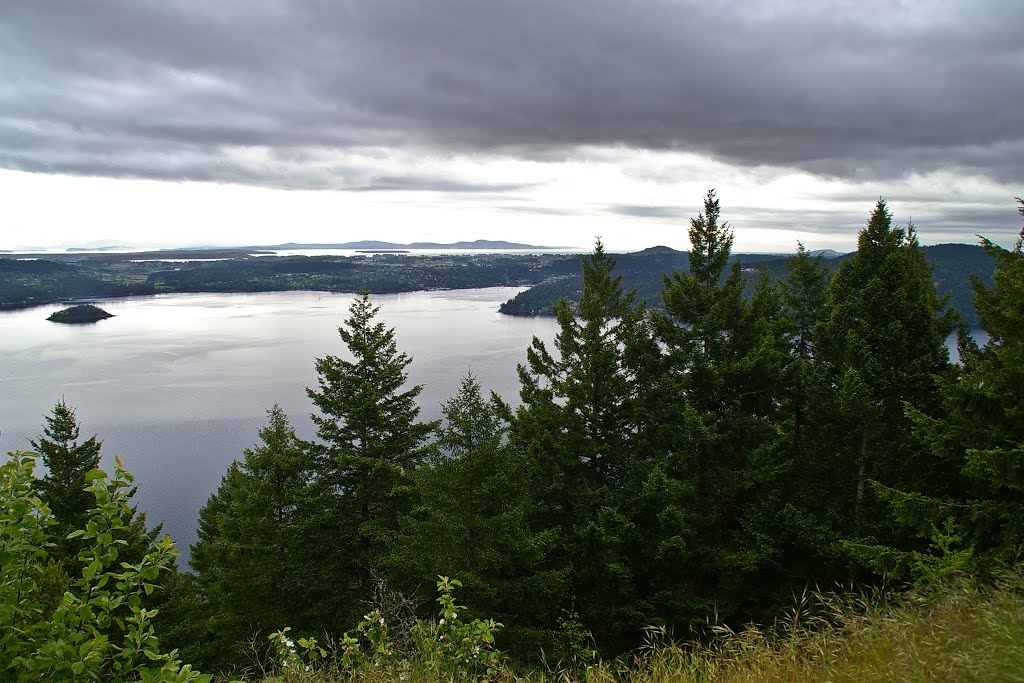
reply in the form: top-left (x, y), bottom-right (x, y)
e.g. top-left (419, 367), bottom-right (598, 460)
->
top-left (262, 576), bottom-right (503, 682)
top-left (0, 451), bottom-right (208, 682)
top-left (245, 569), bottom-right (1024, 682)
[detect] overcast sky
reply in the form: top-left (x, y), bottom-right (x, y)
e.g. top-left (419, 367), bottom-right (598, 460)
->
top-left (1, 1), bottom-right (1021, 252)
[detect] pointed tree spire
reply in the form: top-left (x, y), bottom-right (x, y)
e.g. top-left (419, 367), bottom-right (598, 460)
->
top-left (31, 399), bottom-right (102, 561)
top-left (687, 189), bottom-right (733, 289)
top-left (305, 290), bottom-right (437, 629)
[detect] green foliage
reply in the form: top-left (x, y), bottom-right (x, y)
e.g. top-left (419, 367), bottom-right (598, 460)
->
top-left (0, 451), bottom-right (208, 682)
top-left (518, 239), bottom-right (649, 486)
top-left (267, 627), bottom-right (328, 678)
top-left (435, 371), bottom-right (505, 460)
top-left (389, 371), bottom-right (565, 658)
top-left (191, 405), bottom-right (318, 669)
top-left (412, 577), bottom-right (504, 677)
top-left (266, 577), bottom-right (503, 681)
top-left (895, 200), bottom-right (1024, 573)
top-left (29, 400), bottom-right (163, 575)
top-left (513, 239), bottom-right (655, 651)
top-left (651, 190), bottom-right (790, 625)
top-left (31, 399), bottom-right (103, 561)
top-left (815, 200), bottom-right (955, 573)
top-left (248, 569), bottom-right (1024, 683)
top-left (112, 196), bottom-right (1022, 672)
top-left (306, 291), bottom-right (438, 629)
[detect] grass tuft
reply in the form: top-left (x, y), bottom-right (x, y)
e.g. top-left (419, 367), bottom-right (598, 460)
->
top-left (239, 567), bottom-right (1024, 683)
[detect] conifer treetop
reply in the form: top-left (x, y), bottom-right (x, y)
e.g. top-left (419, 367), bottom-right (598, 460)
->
top-left (688, 189), bottom-right (733, 288)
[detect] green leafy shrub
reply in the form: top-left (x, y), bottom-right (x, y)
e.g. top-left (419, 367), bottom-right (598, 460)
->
top-left (267, 576), bottom-right (503, 680)
top-left (0, 451), bottom-right (208, 682)
top-left (412, 576), bottom-right (504, 678)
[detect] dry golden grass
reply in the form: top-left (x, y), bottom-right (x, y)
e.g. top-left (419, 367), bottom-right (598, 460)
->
top-left (244, 568), bottom-right (1024, 683)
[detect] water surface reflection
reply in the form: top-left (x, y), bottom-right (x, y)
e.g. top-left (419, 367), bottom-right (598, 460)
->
top-left (0, 289), bottom-right (559, 562)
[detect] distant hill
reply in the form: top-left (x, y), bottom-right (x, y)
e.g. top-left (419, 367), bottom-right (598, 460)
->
top-left (499, 244), bottom-right (994, 327)
top-left (2, 242), bottom-right (994, 325)
top-left (257, 239), bottom-right (561, 250)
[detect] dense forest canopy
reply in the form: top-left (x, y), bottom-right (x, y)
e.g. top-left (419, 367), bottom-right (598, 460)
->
top-left (2, 196), bottom-right (1022, 681)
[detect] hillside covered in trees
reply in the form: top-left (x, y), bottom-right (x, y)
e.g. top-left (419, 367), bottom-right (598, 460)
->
top-left (0, 239), bottom-right (996, 327)
top-left (498, 242), bottom-right (994, 327)
top-left (2, 195), bottom-right (1022, 681)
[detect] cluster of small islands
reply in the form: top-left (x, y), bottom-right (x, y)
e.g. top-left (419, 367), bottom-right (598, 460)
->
top-left (1, 238), bottom-right (997, 327)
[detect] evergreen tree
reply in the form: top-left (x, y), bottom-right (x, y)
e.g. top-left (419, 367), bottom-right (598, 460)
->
top-left (390, 372), bottom-right (567, 657)
top-left (815, 200), bottom-right (955, 573)
top-left (436, 371), bottom-right (505, 460)
top-left (652, 190), bottom-right (788, 623)
top-left (190, 405), bottom-right (316, 668)
top-left (31, 400), bottom-right (102, 561)
top-left (752, 244), bottom-right (840, 587)
top-left (513, 240), bottom-right (653, 651)
top-left (306, 291), bottom-right (437, 629)
top-left (518, 240), bottom-right (648, 486)
top-left (27, 401), bottom-right (171, 665)
top-left (29, 400), bottom-right (159, 568)
top-left (779, 243), bottom-right (831, 458)
top-left (892, 200), bottom-right (1024, 575)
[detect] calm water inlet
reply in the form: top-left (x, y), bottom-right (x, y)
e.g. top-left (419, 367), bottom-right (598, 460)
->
top-left (0, 289), bottom-right (559, 563)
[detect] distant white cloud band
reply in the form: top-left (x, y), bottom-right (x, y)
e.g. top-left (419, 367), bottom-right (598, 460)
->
top-left (0, 1), bottom-right (1021, 249)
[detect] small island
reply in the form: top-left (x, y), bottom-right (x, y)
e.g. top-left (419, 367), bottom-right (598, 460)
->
top-left (47, 304), bottom-right (114, 324)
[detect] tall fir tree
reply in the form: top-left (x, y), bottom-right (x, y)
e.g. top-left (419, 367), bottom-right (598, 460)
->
top-left (31, 400), bottom-right (102, 561)
top-left (756, 244), bottom-right (840, 585)
top-left (390, 372), bottom-right (567, 658)
top-left (513, 240), bottom-right (653, 651)
top-left (306, 290), bottom-right (437, 629)
top-left (652, 190), bottom-right (789, 625)
top-left (191, 405), bottom-right (316, 664)
top-left (518, 240), bottom-right (648, 487)
top-left (889, 200), bottom-right (1024, 576)
top-left (815, 200), bottom-right (955, 575)
top-left (779, 243), bottom-right (832, 459)
top-left (27, 401), bottom-right (170, 667)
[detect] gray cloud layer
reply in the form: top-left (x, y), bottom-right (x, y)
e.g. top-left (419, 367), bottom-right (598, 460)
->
top-left (1, 0), bottom-right (1021, 190)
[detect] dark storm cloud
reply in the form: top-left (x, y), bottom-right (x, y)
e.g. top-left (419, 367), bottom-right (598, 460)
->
top-left (1, 0), bottom-right (1021, 187)
top-left (608, 200), bottom-right (1022, 246)
top-left (608, 205), bottom-right (682, 219)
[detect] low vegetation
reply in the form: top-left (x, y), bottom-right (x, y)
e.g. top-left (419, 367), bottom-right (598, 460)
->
top-left (245, 570), bottom-right (1024, 682)
top-left (0, 453), bottom-right (206, 682)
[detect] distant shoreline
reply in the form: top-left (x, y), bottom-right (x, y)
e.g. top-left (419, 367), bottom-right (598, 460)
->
top-left (1, 244), bottom-right (992, 326)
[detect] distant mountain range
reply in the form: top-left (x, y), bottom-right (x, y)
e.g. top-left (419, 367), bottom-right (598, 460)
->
top-left (251, 239), bottom-right (560, 250)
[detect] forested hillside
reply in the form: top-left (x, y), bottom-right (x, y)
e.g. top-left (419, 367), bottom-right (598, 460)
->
top-left (2, 195), bottom-right (1021, 682)
top-left (0, 252), bottom-right (582, 309)
top-left (499, 243), bottom-right (994, 327)
top-left (2, 241), bottom-right (994, 327)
